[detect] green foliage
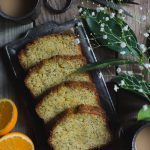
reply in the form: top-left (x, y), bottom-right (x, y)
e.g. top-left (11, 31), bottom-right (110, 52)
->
top-left (110, 0), bottom-right (138, 4)
top-left (112, 74), bottom-right (150, 101)
top-left (138, 106), bottom-right (150, 121)
top-left (80, 7), bottom-right (143, 60)
top-left (77, 59), bottom-right (136, 72)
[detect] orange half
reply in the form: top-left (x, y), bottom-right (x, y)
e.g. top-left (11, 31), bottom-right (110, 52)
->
top-left (0, 99), bottom-right (18, 136)
top-left (0, 132), bottom-right (35, 150)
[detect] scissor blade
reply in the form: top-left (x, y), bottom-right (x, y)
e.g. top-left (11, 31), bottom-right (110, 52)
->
top-left (92, 0), bottom-right (133, 17)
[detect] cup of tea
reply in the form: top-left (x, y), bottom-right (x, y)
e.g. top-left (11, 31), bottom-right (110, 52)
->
top-left (132, 123), bottom-right (150, 150)
top-left (0, 0), bottom-right (40, 24)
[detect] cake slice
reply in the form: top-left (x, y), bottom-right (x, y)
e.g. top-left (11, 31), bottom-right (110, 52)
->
top-left (25, 56), bottom-right (92, 97)
top-left (18, 32), bottom-right (82, 70)
top-left (49, 105), bottom-right (111, 150)
top-left (36, 81), bottom-right (101, 123)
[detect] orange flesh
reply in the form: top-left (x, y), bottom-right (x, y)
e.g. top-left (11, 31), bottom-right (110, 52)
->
top-left (0, 136), bottom-right (33, 150)
top-left (0, 101), bottom-right (13, 130)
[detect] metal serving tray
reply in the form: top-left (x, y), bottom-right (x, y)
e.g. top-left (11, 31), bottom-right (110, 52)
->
top-left (4, 19), bottom-right (119, 150)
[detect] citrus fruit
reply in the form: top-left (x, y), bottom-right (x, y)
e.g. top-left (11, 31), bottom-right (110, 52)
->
top-left (0, 99), bottom-right (18, 136)
top-left (0, 132), bottom-right (35, 150)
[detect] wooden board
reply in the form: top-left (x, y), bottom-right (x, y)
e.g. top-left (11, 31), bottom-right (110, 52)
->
top-left (0, 0), bottom-right (149, 149)
top-left (0, 21), bottom-right (33, 135)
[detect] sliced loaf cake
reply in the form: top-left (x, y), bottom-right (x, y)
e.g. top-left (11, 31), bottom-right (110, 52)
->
top-left (49, 105), bottom-right (111, 150)
top-left (35, 81), bottom-right (101, 123)
top-left (18, 32), bottom-right (82, 70)
top-left (25, 56), bottom-right (92, 97)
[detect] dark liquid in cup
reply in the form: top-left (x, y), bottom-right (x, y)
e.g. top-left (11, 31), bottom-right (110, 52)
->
top-left (0, 0), bottom-right (37, 17)
top-left (135, 126), bottom-right (150, 150)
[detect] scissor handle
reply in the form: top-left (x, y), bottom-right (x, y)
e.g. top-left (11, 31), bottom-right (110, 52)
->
top-left (44, 0), bottom-right (72, 14)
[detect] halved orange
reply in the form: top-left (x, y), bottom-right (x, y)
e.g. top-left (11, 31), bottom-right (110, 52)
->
top-left (0, 132), bottom-right (35, 150)
top-left (0, 99), bottom-right (18, 136)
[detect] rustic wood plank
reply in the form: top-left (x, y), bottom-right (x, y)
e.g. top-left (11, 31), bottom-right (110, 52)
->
top-left (0, 22), bottom-right (33, 135)
top-left (119, 0), bottom-right (150, 81)
top-left (36, 0), bottom-right (80, 24)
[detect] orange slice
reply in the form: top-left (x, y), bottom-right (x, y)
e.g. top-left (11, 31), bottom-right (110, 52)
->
top-left (0, 99), bottom-right (18, 136)
top-left (0, 132), bottom-right (35, 150)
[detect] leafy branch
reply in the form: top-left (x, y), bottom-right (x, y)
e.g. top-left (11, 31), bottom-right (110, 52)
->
top-left (77, 59), bottom-right (136, 72)
top-left (112, 74), bottom-right (150, 101)
top-left (79, 7), bottom-right (150, 74)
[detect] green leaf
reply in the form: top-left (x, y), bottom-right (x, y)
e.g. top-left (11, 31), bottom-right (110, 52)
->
top-left (80, 7), bottom-right (143, 59)
top-left (112, 74), bottom-right (150, 101)
top-left (110, 0), bottom-right (139, 4)
top-left (137, 106), bottom-right (150, 121)
top-left (77, 59), bottom-right (136, 72)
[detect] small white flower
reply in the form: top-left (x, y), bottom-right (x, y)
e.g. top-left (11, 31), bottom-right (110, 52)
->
top-left (143, 105), bottom-right (148, 111)
top-left (118, 9), bottom-right (123, 14)
top-left (140, 7), bottom-right (143, 10)
top-left (141, 15), bottom-right (147, 21)
top-left (128, 71), bottom-right (133, 75)
top-left (138, 88), bottom-right (144, 93)
top-left (100, 7), bottom-right (105, 11)
top-left (114, 85), bottom-right (119, 92)
top-left (83, 11), bottom-right (87, 15)
top-left (99, 72), bottom-right (103, 79)
top-left (139, 65), bottom-right (144, 70)
top-left (101, 23), bottom-right (105, 27)
top-left (120, 51), bottom-right (126, 55)
top-left (122, 71), bottom-right (127, 74)
top-left (128, 37), bottom-right (131, 40)
top-left (116, 67), bottom-right (121, 73)
top-left (103, 35), bottom-right (107, 39)
top-left (77, 22), bottom-right (82, 26)
top-left (105, 17), bottom-right (109, 21)
top-left (120, 42), bottom-right (126, 48)
top-left (91, 12), bottom-right (95, 16)
top-left (78, 8), bottom-right (83, 13)
top-left (144, 63), bottom-right (150, 69)
top-left (120, 80), bottom-right (125, 86)
top-left (100, 28), bottom-right (104, 32)
top-left (81, 1), bottom-right (84, 5)
top-left (110, 13), bottom-right (115, 18)
top-left (144, 32), bottom-right (149, 37)
top-left (123, 25), bottom-right (128, 31)
top-left (140, 44), bottom-right (147, 53)
top-left (74, 38), bottom-right (80, 45)
top-left (96, 7), bottom-right (101, 12)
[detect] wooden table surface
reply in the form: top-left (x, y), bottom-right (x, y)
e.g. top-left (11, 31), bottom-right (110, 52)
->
top-left (0, 0), bottom-right (149, 149)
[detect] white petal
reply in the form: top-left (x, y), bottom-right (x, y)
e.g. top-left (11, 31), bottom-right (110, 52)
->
top-left (78, 8), bottom-right (83, 13)
top-left (74, 38), bottom-right (80, 45)
top-left (118, 9), bottom-right (123, 14)
top-left (144, 33), bottom-right (149, 37)
top-left (120, 42), bottom-right (126, 48)
top-left (143, 105), bottom-right (148, 111)
top-left (105, 17), bottom-right (109, 21)
top-left (114, 85), bottom-right (119, 92)
top-left (116, 67), bottom-right (121, 73)
top-left (103, 35), bottom-right (107, 39)
top-left (120, 51), bottom-right (126, 55)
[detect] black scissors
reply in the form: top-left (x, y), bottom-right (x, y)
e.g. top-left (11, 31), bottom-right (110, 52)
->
top-left (44, 0), bottom-right (72, 14)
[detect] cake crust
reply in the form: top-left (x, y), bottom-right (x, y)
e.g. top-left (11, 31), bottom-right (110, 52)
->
top-left (18, 32), bottom-right (83, 70)
top-left (25, 55), bottom-right (92, 97)
top-left (35, 81), bottom-right (103, 122)
top-left (49, 105), bottom-right (111, 150)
